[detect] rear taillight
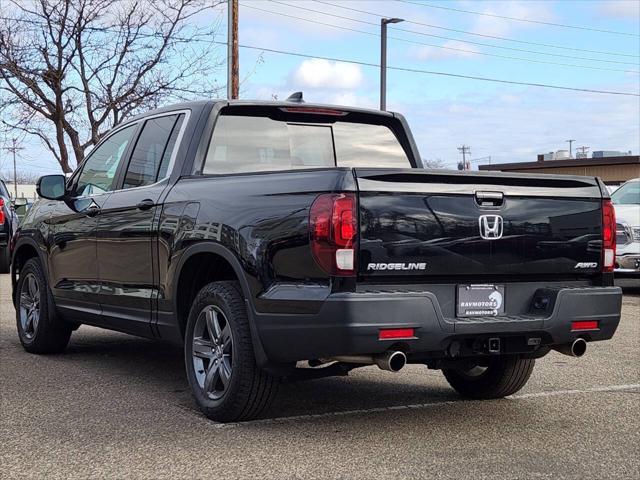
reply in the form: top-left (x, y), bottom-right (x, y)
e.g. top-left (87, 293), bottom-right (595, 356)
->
top-left (310, 193), bottom-right (357, 276)
top-left (0, 198), bottom-right (5, 225)
top-left (602, 199), bottom-right (616, 273)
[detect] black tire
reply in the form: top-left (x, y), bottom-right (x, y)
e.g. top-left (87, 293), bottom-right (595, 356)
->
top-left (0, 246), bottom-right (9, 274)
top-left (16, 258), bottom-right (72, 354)
top-left (442, 355), bottom-right (535, 399)
top-left (184, 281), bottom-right (278, 422)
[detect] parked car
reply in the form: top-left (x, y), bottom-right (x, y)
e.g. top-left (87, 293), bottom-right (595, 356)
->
top-left (12, 197), bottom-right (33, 224)
top-left (0, 178), bottom-right (19, 273)
top-left (612, 178), bottom-right (640, 277)
top-left (11, 100), bottom-right (622, 422)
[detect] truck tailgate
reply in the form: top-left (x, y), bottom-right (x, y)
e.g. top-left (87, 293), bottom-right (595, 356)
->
top-left (356, 169), bottom-right (604, 278)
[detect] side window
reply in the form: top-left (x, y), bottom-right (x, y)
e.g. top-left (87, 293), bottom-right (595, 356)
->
top-left (75, 125), bottom-right (135, 196)
top-left (122, 114), bottom-right (183, 189)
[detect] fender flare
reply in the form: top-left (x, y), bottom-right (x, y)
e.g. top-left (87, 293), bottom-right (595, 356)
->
top-left (172, 242), bottom-right (270, 367)
top-left (10, 236), bottom-right (49, 307)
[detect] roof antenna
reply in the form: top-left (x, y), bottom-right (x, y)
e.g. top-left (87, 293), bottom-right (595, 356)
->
top-left (286, 91), bottom-right (304, 103)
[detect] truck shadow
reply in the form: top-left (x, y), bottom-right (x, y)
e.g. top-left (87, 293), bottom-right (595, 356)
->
top-left (62, 327), bottom-right (459, 421)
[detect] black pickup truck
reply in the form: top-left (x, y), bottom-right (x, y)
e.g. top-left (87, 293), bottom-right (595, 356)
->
top-left (11, 100), bottom-right (622, 422)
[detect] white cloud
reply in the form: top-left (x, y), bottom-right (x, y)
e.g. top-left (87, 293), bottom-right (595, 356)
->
top-left (327, 92), bottom-right (377, 109)
top-left (292, 59), bottom-right (363, 89)
top-left (471, 1), bottom-right (555, 37)
top-left (409, 2), bottom-right (554, 63)
top-left (598, 0), bottom-right (640, 18)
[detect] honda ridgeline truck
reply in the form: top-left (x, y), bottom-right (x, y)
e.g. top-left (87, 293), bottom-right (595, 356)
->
top-left (11, 99), bottom-right (622, 422)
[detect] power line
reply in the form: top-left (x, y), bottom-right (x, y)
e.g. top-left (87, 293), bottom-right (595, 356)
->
top-left (398, 0), bottom-right (640, 37)
top-left (249, 2), bottom-right (639, 73)
top-left (230, 42), bottom-right (640, 97)
top-left (1, 13), bottom-right (637, 97)
top-left (314, 0), bottom-right (640, 59)
top-left (3, 7), bottom-right (638, 76)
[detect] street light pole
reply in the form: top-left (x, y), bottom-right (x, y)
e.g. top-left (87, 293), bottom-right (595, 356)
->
top-left (566, 139), bottom-right (575, 158)
top-left (380, 17), bottom-right (403, 111)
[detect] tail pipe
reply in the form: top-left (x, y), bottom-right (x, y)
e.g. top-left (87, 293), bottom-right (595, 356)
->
top-left (552, 338), bottom-right (588, 358)
top-left (330, 351), bottom-right (407, 372)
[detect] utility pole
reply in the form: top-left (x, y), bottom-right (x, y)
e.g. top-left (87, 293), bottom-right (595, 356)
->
top-left (227, 0), bottom-right (239, 99)
top-left (380, 17), bottom-right (403, 111)
top-left (576, 146), bottom-right (590, 158)
top-left (3, 138), bottom-right (23, 198)
top-left (457, 145), bottom-right (471, 170)
top-left (566, 139), bottom-right (576, 158)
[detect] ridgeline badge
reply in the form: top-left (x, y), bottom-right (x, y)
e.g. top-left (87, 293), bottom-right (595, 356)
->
top-left (367, 263), bottom-right (427, 271)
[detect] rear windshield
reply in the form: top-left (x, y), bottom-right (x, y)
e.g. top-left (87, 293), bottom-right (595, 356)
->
top-left (202, 113), bottom-right (410, 174)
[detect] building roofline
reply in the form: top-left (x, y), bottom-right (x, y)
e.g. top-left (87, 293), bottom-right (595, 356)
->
top-left (479, 155), bottom-right (639, 171)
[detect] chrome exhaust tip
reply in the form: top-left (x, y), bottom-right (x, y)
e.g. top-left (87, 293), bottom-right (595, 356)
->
top-left (553, 338), bottom-right (588, 358)
top-left (571, 338), bottom-right (587, 357)
top-left (329, 351), bottom-right (408, 372)
top-left (375, 351), bottom-right (407, 372)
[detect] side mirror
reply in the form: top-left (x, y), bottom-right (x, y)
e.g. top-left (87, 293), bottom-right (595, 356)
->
top-left (36, 174), bottom-right (67, 200)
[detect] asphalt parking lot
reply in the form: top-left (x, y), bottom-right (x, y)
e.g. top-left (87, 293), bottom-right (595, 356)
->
top-left (1, 274), bottom-right (639, 480)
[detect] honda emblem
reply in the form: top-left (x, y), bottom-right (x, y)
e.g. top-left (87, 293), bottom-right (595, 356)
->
top-left (479, 215), bottom-right (503, 240)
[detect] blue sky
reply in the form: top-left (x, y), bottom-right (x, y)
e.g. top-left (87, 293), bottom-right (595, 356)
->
top-left (3, 0), bottom-right (639, 174)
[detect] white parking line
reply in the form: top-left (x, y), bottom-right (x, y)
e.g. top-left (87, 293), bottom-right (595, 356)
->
top-left (507, 383), bottom-right (640, 400)
top-left (211, 383), bottom-right (640, 429)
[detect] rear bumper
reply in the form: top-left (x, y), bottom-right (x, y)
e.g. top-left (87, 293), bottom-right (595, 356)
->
top-left (615, 254), bottom-right (640, 276)
top-left (252, 286), bottom-right (622, 363)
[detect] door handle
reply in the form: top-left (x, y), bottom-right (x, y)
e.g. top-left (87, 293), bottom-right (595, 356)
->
top-left (475, 191), bottom-right (504, 207)
top-left (137, 199), bottom-right (155, 211)
top-left (84, 204), bottom-right (101, 217)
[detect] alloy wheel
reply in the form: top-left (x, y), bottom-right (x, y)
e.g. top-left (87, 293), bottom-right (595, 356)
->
top-left (192, 305), bottom-right (233, 400)
top-left (19, 273), bottom-right (40, 339)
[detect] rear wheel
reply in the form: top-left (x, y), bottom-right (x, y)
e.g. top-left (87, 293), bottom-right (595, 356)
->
top-left (442, 355), bottom-right (534, 399)
top-left (16, 258), bottom-right (72, 353)
top-left (184, 281), bottom-right (278, 422)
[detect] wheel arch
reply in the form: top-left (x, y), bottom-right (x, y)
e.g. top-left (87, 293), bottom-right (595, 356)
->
top-left (11, 238), bottom-right (47, 308)
top-left (172, 242), bottom-right (269, 366)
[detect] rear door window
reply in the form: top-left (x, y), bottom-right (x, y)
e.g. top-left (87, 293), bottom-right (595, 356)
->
top-left (203, 113), bottom-right (409, 174)
top-left (122, 114), bottom-right (184, 189)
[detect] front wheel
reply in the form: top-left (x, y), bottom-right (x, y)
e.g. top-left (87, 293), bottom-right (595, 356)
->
top-left (184, 281), bottom-right (278, 422)
top-left (442, 355), bottom-right (535, 399)
top-left (16, 258), bottom-right (72, 353)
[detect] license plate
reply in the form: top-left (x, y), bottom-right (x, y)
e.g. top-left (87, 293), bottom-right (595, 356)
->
top-left (457, 284), bottom-right (505, 317)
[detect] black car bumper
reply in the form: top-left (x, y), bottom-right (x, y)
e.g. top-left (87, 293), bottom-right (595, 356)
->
top-left (252, 286), bottom-right (622, 363)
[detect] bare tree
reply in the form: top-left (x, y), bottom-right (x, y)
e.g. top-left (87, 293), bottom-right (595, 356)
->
top-left (422, 157), bottom-right (445, 169)
top-left (0, 0), bottom-right (224, 173)
top-left (1, 169), bottom-right (40, 184)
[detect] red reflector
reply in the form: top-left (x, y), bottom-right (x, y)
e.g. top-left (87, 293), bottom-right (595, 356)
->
top-left (0, 198), bottom-right (4, 225)
top-left (379, 328), bottom-right (415, 340)
top-left (571, 320), bottom-right (599, 331)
